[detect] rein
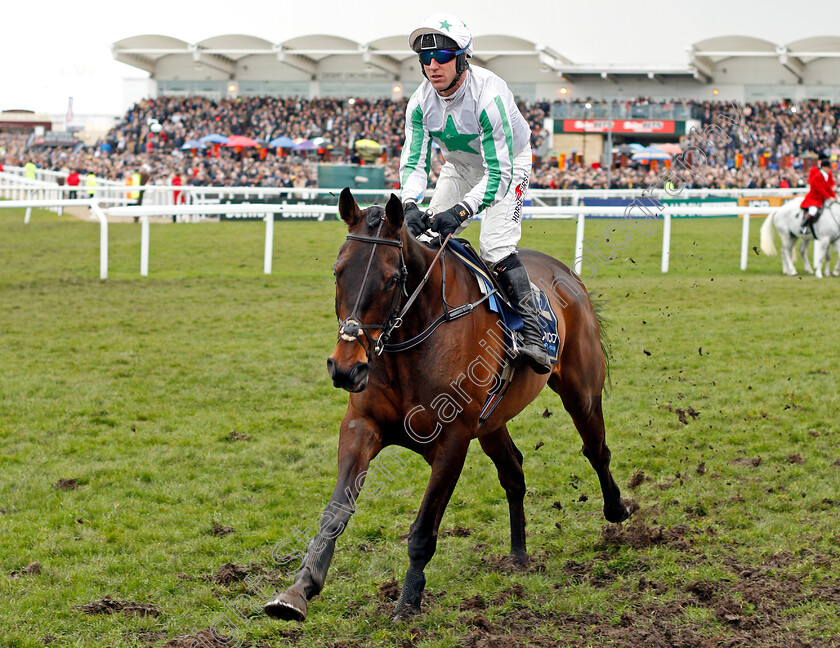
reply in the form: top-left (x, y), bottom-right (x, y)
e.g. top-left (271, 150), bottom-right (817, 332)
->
top-left (337, 231), bottom-right (495, 359)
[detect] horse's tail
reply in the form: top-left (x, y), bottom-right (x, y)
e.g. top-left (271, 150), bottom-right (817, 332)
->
top-left (759, 212), bottom-right (777, 256)
top-left (590, 293), bottom-right (612, 395)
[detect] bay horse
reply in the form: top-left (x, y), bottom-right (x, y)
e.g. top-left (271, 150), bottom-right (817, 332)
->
top-left (265, 188), bottom-right (633, 622)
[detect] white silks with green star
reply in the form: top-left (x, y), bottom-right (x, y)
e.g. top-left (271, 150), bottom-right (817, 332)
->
top-left (399, 65), bottom-right (531, 215)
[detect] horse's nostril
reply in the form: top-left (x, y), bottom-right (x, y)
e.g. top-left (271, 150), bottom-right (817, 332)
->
top-left (326, 357), bottom-right (337, 379)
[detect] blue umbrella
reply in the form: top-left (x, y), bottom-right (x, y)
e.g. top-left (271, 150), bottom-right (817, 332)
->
top-left (269, 136), bottom-right (295, 148)
top-left (632, 146), bottom-right (671, 161)
top-left (199, 134), bottom-right (229, 144)
top-left (181, 139), bottom-right (206, 150)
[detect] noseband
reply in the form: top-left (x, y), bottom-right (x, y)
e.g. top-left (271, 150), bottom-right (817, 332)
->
top-left (338, 220), bottom-right (408, 360)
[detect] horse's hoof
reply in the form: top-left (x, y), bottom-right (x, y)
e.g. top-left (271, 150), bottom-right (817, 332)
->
top-left (605, 498), bottom-right (637, 523)
top-left (392, 602), bottom-right (421, 622)
top-left (510, 551), bottom-right (530, 569)
top-left (264, 589), bottom-right (307, 621)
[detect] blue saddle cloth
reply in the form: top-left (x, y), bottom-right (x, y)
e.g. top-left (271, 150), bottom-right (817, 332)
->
top-left (447, 239), bottom-right (560, 362)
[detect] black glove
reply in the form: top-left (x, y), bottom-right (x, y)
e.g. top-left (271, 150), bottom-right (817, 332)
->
top-left (431, 203), bottom-right (473, 239)
top-left (404, 201), bottom-right (431, 237)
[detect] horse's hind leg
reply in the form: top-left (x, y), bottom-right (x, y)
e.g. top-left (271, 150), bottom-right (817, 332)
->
top-left (814, 238), bottom-right (830, 279)
top-left (479, 426), bottom-right (528, 566)
top-left (800, 239), bottom-right (814, 274)
top-left (549, 352), bottom-right (631, 524)
top-left (780, 234), bottom-right (798, 275)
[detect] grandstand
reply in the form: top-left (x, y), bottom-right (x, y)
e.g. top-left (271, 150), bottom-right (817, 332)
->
top-left (3, 2), bottom-right (840, 194)
top-left (110, 27), bottom-right (840, 164)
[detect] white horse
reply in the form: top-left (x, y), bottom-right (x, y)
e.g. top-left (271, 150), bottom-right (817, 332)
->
top-left (760, 197), bottom-right (840, 278)
top-left (797, 237), bottom-right (840, 276)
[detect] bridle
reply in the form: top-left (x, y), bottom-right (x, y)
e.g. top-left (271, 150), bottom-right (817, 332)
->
top-left (337, 224), bottom-right (494, 362)
top-left (337, 219), bottom-right (408, 361)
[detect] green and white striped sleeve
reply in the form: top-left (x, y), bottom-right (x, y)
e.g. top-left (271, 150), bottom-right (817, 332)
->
top-left (399, 94), bottom-right (433, 204)
top-left (464, 95), bottom-right (515, 214)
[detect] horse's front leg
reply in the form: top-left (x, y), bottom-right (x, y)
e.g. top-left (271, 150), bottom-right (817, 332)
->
top-left (393, 434), bottom-right (470, 621)
top-left (265, 416), bottom-right (382, 621)
top-left (832, 240), bottom-right (840, 277)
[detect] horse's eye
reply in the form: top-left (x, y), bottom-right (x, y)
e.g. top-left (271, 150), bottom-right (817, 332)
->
top-left (388, 275), bottom-right (399, 289)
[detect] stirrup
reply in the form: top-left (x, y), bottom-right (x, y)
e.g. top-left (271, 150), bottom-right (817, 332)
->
top-left (513, 337), bottom-right (552, 374)
top-left (522, 349), bottom-right (552, 374)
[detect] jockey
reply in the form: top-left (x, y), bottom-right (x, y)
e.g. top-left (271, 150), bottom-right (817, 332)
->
top-left (399, 13), bottom-right (552, 374)
top-left (801, 158), bottom-right (836, 235)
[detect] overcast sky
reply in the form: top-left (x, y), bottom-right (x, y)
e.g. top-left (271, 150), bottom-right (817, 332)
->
top-left (2, 0), bottom-right (838, 117)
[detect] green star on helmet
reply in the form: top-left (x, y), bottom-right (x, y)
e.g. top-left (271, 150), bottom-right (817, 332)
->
top-left (439, 19), bottom-right (452, 31)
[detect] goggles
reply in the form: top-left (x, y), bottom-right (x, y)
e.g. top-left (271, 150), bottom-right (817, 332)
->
top-left (419, 48), bottom-right (464, 66)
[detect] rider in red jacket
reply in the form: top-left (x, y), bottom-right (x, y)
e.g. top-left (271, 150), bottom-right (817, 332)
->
top-left (801, 158), bottom-right (836, 234)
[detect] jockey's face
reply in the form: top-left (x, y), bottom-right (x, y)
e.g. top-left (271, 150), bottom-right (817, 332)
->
top-left (424, 56), bottom-right (460, 97)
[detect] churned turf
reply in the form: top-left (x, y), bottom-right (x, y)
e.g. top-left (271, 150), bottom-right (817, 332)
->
top-left (1, 207), bottom-right (838, 647)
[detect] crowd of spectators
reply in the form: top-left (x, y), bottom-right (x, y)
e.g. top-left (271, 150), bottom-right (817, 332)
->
top-left (1, 96), bottom-right (839, 192)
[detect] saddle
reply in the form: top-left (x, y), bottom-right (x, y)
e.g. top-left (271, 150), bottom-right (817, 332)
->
top-left (451, 239), bottom-right (508, 292)
top-left (444, 238), bottom-right (562, 426)
top-left (801, 207), bottom-right (822, 236)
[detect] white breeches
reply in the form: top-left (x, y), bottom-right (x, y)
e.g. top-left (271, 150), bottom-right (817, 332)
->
top-left (429, 146), bottom-right (532, 266)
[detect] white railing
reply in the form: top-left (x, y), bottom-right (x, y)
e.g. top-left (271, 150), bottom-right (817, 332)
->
top-left (0, 171), bottom-right (133, 207)
top-left (0, 172), bottom-right (80, 215)
top-left (104, 202), bottom-right (777, 278)
top-left (0, 164), bottom-right (71, 185)
top-left (107, 203), bottom-right (337, 276)
top-left (1, 166), bottom-right (136, 206)
top-left (0, 198), bottom-right (109, 278)
top-left (0, 190), bottom-right (789, 280)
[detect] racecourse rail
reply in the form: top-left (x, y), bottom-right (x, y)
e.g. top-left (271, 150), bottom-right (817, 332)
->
top-left (1, 166), bottom-right (807, 280)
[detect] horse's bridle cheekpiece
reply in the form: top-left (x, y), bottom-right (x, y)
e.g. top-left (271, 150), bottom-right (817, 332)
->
top-left (338, 219), bottom-right (408, 360)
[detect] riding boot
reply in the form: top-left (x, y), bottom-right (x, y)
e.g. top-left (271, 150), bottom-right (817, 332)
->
top-left (494, 254), bottom-right (553, 375)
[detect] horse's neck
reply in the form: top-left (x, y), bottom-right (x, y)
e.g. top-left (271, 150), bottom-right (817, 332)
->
top-left (827, 201), bottom-right (840, 227)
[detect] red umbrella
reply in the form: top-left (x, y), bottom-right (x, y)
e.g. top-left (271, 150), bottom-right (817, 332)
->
top-left (224, 135), bottom-right (259, 148)
top-left (658, 143), bottom-right (683, 155)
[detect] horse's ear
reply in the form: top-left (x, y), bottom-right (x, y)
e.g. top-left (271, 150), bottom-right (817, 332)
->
top-left (338, 187), bottom-right (361, 227)
top-left (385, 193), bottom-right (404, 229)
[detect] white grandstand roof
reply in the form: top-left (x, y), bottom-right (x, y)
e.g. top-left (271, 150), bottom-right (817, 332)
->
top-left (113, 29), bottom-right (840, 88)
top-left (112, 32), bottom-right (703, 85)
top-left (689, 35), bottom-right (840, 85)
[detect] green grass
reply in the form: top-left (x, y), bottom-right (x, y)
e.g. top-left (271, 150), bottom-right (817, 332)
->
top-left (1, 208), bottom-right (839, 647)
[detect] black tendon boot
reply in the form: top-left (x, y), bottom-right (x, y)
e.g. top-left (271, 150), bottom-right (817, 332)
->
top-left (494, 254), bottom-right (553, 374)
